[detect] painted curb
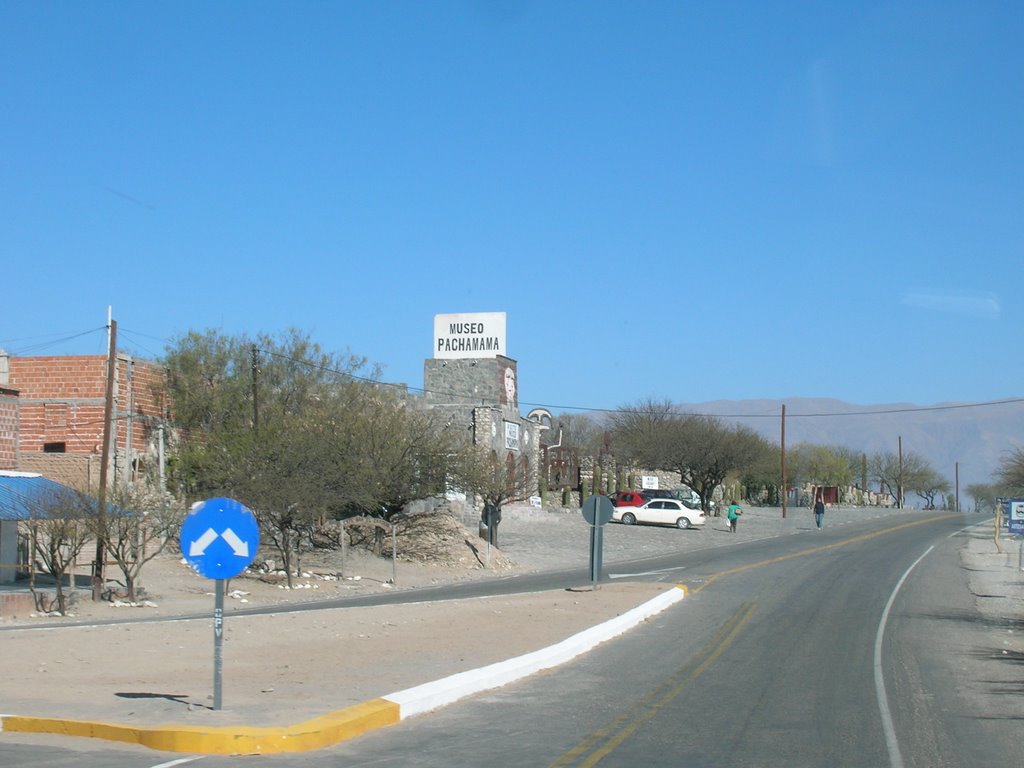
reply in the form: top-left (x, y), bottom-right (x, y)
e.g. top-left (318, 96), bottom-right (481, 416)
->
top-left (0, 584), bottom-right (686, 755)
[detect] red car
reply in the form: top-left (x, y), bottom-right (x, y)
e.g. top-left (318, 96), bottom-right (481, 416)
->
top-left (611, 490), bottom-right (647, 507)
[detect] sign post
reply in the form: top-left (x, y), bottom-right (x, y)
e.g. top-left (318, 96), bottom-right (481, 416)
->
top-left (581, 495), bottom-right (614, 590)
top-left (180, 497), bottom-right (259, 711)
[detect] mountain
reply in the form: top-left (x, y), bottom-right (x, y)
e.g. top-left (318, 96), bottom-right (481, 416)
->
top-left (677, 397), bottom-right (1024, 493)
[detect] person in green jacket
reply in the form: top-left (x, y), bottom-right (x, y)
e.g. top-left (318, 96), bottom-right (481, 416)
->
top-left (727, 501), bottom-right (743, 533)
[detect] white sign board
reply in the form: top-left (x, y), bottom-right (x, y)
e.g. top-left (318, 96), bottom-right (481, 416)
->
top-left (641, 475), bottom-right (659, 490)
top-left (504, 421), bottom-right (520, 451)
top-left (434, 312), bottom-right (507, 359)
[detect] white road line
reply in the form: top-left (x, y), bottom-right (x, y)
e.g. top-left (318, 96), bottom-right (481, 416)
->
top-left (151, 757), bottom-right (205, 768)
top-left (607, 566), bottom-right (688, 579)
top-left (874, 545), bottom-right (933, 768)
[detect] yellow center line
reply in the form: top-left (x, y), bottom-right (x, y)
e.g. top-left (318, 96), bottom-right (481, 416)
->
top-left (550, 602), bottom-right (757, 768)
top-left (690, 514), bottom-right (955, 595)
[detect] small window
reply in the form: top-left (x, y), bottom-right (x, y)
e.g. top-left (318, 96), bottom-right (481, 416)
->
top-left (43, 442), bottom-right (66, 453)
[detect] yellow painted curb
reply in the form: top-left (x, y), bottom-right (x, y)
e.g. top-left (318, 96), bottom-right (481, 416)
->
top-left (1, 697), bottom-right (400, 755)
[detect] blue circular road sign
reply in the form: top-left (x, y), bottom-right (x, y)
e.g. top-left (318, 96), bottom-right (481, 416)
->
top-left (180, 497), bottom-right (260, 580)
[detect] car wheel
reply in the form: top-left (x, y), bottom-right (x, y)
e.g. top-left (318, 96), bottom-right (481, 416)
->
top-left (621, 512), bottom-right (637, 525)
top-left (676, 517), bottom-right (691, 529)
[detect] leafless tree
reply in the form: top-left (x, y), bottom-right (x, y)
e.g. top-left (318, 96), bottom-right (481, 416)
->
top-left (96, 483), bottom-right (185, 602)
top-left (995, 446), bottom-right (1024, 494)
top-left (25, 486), bottom-right (92, 615)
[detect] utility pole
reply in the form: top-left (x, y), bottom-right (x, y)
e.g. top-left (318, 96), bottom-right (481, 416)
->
top-left (93, 318), bottom-right (117, 601)
top-left (955, 462), bottom-right (960, 514)
top-left (780, 404), bottom-right (787, 518)
top-left (251, 344), bottom-right (260, 433)
top-left (897, 436), bottom-right (904, 510)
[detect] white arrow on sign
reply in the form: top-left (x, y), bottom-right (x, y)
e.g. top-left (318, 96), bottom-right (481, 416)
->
top-left (189, 528), bottom-right (219, 557)
top-left (189, 527), bottom-right (251, 558)
top-left (221, 528), bottom-right (250, 557)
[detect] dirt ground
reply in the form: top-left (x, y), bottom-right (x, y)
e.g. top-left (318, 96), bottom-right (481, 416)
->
top-left (0, 507), bottom-right (675, 727)
top-left (1, 504), bottom-right (1020, 730)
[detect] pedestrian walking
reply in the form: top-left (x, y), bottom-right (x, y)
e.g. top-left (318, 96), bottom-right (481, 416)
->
top-left (727, 501), bottom-right (742, 533)
top-left (813, 497), bottom-right (825, 529)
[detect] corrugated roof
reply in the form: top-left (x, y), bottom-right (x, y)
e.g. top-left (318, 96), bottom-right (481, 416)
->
top-left (0, 471), bottom-right (94, 521)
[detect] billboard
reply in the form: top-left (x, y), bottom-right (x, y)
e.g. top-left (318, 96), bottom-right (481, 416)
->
top-left (434, 312), bottom-right (507, 359)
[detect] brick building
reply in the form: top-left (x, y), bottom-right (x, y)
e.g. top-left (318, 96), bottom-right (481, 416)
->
top-left (0, 350), bottom-right (167, 491)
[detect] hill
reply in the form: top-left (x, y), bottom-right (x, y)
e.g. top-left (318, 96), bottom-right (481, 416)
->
top-left (677, 397), bottom-right (1024, 494)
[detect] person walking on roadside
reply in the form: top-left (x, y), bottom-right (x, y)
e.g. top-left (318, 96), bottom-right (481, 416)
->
top-left (813, 496), bottom-right (825, 529)
top-left (727, 501), bottom-right (742, 533)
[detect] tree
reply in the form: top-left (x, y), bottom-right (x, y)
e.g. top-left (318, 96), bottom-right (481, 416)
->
top-left (25, 486), bottom-right (92, 615)
top-left (555, 412), bottom-right (605, 458)
top-left (667, 418), bottom-right (768, 513)
top-left (609, 404), bottom-right (769, 514)
top-left (166, 329), bottom-right (374, 585)
top-left (869, 450), bottom-right (934, 507)
top-left (909, 467), bottom-right (952, 510)
top-left (787, 443), bottom-right (857, 503)
top-left (739, 442), bottom-right (782, 505)
top-left (96, 483), bottom-right (185, 602)
top-left (454, 443), bottom-right (534, 533)
top-left (995, 446), bottom-right (1024, 494)
top-left (165, 328), bottom-right (465, 583)
top-left (965, 483), bottom-right (999, 513)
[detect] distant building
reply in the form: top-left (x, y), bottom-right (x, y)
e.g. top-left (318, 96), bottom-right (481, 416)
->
top-left (419, 313), bottom-right (542, 501)
top-left (0, 350), bottom-right (167, 491)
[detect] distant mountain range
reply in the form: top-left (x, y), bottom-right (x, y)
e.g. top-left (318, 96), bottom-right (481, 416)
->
top-left (677, 398), bottom-right (1024, 493)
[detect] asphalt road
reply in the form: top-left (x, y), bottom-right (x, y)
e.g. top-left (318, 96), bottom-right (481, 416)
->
top-left (3, 513), bottom-right (1017, 768)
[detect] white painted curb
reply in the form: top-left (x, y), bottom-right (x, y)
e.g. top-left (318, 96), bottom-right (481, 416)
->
top-left (384, 585), bottom-right (686, 719)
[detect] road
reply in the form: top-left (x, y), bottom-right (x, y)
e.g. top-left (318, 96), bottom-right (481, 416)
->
top-left (2, 513), bottom-right (1017, 767)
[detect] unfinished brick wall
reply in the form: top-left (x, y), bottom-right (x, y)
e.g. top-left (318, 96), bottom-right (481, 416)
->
top-left (0, 389), bottom-right (17, 470)
top-left (7, 355), bottom-right (167, 479)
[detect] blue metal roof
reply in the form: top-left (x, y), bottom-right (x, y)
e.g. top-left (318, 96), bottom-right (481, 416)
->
top-left (0, 472), bottom-right (94, 521)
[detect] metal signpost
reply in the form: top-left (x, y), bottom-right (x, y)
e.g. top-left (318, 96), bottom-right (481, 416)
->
top-left (180, 497), bottom-right (259, 711)
top-left (581, 495), bottom-right (614, 590)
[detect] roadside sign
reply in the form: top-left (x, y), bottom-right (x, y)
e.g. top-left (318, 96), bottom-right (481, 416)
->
top-left (179, 497), bottom-right (260, 711)
top-left (1008, 499), bottom-right (1024, 535)
top-left (181, 497), bottom-right (259, 580)
top-left (581, 495), bottom-right (614, 590)
top-left (581, 495), bottom-right (614, 526)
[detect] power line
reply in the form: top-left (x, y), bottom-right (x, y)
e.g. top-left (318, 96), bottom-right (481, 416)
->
top-left (0, 327), bottom-right (106, 355)
top-left (9, 327), bottom-right (1024, 421)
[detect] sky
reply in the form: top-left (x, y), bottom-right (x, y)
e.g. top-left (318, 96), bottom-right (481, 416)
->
top-left (2, 1), bottom-right (1022, 416)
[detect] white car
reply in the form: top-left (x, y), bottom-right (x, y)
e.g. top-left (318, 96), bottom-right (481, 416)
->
top-left (611, 498), bottom-right (706, 529)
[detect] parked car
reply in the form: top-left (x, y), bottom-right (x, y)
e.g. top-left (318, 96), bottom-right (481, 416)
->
top-left (611, 498), bottom-right (706, 529)
top-left (611, 490), bottom-right (647, 507)
top-left (641, 488), bottom-right (709, 511)
top-left (639, 488), bottom-right (676, 502)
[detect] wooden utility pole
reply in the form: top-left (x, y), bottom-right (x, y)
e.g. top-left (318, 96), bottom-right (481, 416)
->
top-left (93, 318), bottom-right (117, 601)
top-left (897, 436), bottom-right (904, 510)
top-left (780, 404), bottom-right (787, 518)
top-left (955, 462), bottom-right (960, 513)
top-left (251, 344), bottom-right (260, 433)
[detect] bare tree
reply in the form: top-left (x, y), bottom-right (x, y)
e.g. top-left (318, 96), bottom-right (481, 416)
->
top-left (25, 486), bottom-right (92, 615)
top-left (909, 467), bottom-right (952, 510)
top-left (96, 483), bottom-right (185, 602)
top-left (454, 444), bottom-right (534, 526)
top-left (869, 450), bottom-right (933, 507)
top-left (995, 446), bottom-right (1024, 494)
top-left (609, 403), bottom-right (769, 514)
top-left (965, 482), bottom-right (999, 513)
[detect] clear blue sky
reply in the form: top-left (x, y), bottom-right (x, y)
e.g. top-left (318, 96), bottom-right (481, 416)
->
top-left (2, 2), bottom-right (1021, 414)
